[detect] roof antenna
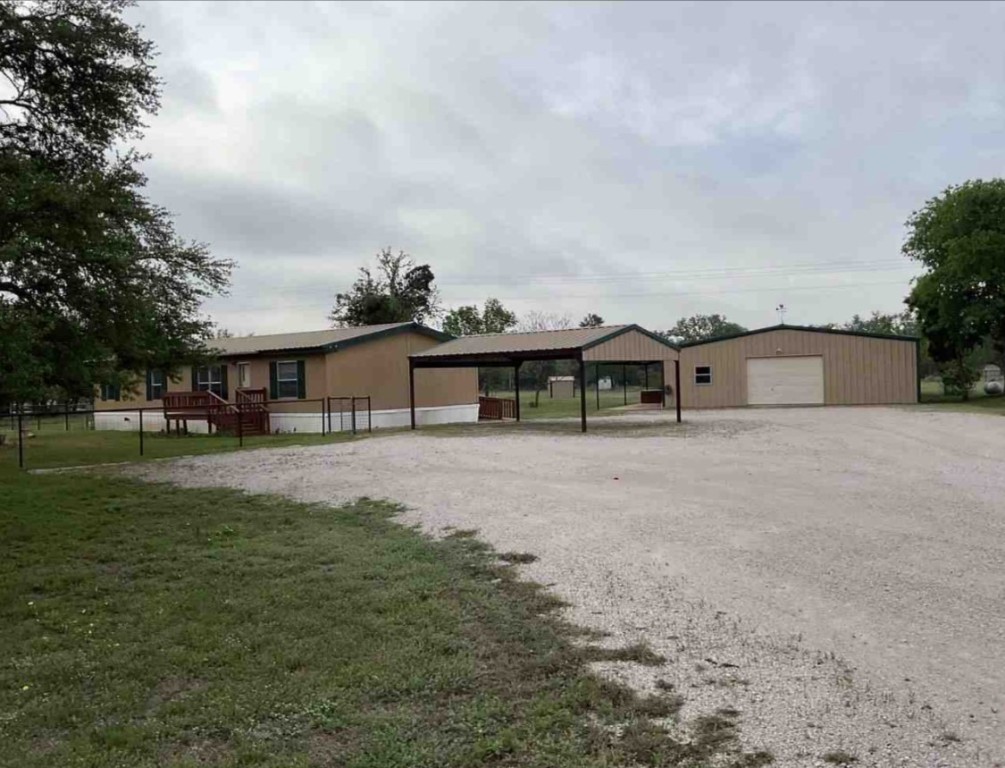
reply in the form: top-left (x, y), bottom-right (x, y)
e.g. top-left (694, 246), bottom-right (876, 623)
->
top-left (776, 303), bottom-right (787, 325)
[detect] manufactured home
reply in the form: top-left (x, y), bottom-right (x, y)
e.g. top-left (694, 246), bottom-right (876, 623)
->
top-left (95, 323), bottom-right (479, 432)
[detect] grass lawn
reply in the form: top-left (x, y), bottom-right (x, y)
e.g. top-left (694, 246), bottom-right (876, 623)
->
top-left (918, 379), bottom-right (1005, 415)
top-left (0, 468), bottom-right (769, 768)
top-left (487, 387), bottom-right (660, 420)
top-left (0, 429), bottom-right (362, 472)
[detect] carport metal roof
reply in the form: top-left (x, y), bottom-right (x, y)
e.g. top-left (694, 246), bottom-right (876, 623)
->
top-left (408, 325), bottom-right (682, 432)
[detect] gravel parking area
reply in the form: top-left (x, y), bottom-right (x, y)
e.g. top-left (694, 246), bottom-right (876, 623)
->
top-left (131, 407), bottom-right (1005, 767)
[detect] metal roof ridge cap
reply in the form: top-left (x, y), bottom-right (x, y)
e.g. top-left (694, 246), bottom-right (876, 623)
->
top-left (678, 323), bottom-right (921, 347)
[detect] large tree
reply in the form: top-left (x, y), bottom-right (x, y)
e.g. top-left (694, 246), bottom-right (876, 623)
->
top-left (843, 310), bottom-right (916, 336)
top-left (442, 298), bottom-right (517, 337)
top-left (666, 313), bottom-right (747, 343)
top-left (904, 180), bottom-right (1005, 396)
top-left (0, 0), bottom-right (231, 406)
top-left (908, 274), bottom-right (985, 397)
top-left (442, 299), bottom-right (517, 395)
top-left (330, 248), bottom-right (440, 327)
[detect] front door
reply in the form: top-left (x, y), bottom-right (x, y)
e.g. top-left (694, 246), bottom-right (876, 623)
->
top-left (238, 362), bottom-right (251, 389)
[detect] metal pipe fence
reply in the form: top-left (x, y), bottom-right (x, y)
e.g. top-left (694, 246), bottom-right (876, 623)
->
top-left (2, 395), bottom-right (372, 471)
top-left (325, 396), bottom-right (372, 435)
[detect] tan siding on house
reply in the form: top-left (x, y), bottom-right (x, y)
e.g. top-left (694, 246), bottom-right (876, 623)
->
top-left (327, 331), bottom-right (478, 411)
top-left (239, 356), bottom-right (327, 403)
top-left (94, 369), bottom-right (194, 411)
top-left (96, 331), bottom-right (475, 415)
top-left (95, 356), bottom-right (331, 411)
top-left (678, 329), bottom-right (917, 408)
top-left (582, 329), bottom-right (679, 362)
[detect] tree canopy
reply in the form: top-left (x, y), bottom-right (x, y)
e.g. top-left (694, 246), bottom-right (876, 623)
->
top-left (905, 180), bottom-right (1005, 366)
top-left (579, 313), bottom-right (604, 328)
top-left (665, 314), bottom-right (747, 343)
top-left (843, 310), bottom-right (917, 336)
top-left (329, 248), bottom-right (440, 327)
top-left (0, 0), bottom-right (231, 406)
top-left (442, 298), bottom-right (517, 337)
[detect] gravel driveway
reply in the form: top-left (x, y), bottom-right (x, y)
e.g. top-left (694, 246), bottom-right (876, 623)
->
top-left (131, 407), bottom-right (1005, 767)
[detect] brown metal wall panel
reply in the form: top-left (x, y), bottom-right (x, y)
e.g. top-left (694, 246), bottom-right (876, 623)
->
top-left (678, 329), bottom-right (917, 408)
top-left (582, 329), bottom-right (679, 362)
top-left (328, 331), bottom-right (478, 411)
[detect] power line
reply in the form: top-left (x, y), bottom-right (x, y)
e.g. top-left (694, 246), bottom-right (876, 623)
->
top-left (435, 258), bottom-right (915, 285)
top-left (207, 276), bottom-right (913, 312)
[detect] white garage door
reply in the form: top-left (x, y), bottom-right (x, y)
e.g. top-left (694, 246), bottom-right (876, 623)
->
top-left (747, 356), bottom-right (824, 405)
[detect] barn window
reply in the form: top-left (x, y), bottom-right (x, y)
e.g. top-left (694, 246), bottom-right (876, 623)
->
top-left (695, 365), bottom-right (712, 385)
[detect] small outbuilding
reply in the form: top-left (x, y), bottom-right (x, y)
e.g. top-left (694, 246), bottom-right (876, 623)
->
top-left (678, 325), bottom-right (919, 408)
top-left (548, 376), bottom-right (576, 398)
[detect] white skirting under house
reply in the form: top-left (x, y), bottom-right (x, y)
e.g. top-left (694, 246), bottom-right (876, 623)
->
top-left (93, 403), bottom-right (480, 434)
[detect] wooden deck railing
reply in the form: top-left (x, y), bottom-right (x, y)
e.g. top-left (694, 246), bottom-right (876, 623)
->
top-left (162, 390), bottom-right (271, 435)
top-left (479, 396), bottom-right (517, 421)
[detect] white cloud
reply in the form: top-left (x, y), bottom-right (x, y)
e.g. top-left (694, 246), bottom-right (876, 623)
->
top-left (126, 0), bottom-right (1004, 334)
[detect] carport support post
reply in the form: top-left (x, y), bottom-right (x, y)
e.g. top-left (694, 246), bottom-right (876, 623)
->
top-left (514, 363), bottom-right (521, 421)
top-left (579, 356), bottom-right (588, 433)
top-left (595, 363), bottom-right (600, 411)
top-left (409, 359), bottom-right (416, 430)
top-left (674, 360), bottom-right (682, 423)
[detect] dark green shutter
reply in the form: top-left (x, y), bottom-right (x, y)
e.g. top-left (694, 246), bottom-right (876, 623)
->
top-left (296, 360), bottom-right (306, 399)
top-left (269, 362), bottom-right (278, 400)
top-left (145, 370), bottom-right (153, 401)
top-left (191, 366), bottom-right (199, 391)
top-left (220, 365), bottom-right (229, 400)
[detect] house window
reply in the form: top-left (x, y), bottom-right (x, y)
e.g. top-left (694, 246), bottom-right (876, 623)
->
top-left (100, 383), bottom-right (121, 401)
top-left (276, 361), bottom-right (301, 399)
top-left (148, 369), bottom-right (165, 400)
top-left (196, 365), bottom-right (224, 396)
top-left (695, 365), bottom-right (712, 385)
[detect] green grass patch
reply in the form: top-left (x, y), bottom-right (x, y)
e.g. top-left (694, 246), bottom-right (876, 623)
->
top-left (0, 470), bottom-right (769, 767)
top-left (487, 387), bottom-right (658, 420)
top-left (919, 379), bottom-right (1005, 414)
top-left (0, 428), bottom-right (360, 471)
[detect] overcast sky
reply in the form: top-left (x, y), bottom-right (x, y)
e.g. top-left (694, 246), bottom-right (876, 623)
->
top-left (127, 1), bottom-right (1005, 335)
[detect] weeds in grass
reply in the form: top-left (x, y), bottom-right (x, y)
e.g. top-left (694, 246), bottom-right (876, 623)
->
top-left (693, 712), bottom-right (740, 752)
top-left (499, 551), bottom-right (538, 564)
top-left (655, 678), bottom-right (676, 692)
top-left (445, 527), bottom-right (479, 539)
top-left (578, 642), bottom-right (667, 666)
top-left (732, 749), bottom-right (776, 766)
top-left (822, 749), bottom-right (859, 764)
top-left (633, 692), bottom-right (685, 719)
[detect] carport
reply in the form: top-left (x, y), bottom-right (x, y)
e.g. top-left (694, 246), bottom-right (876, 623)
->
top-left (408, 325), bottom-right (681, 432)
